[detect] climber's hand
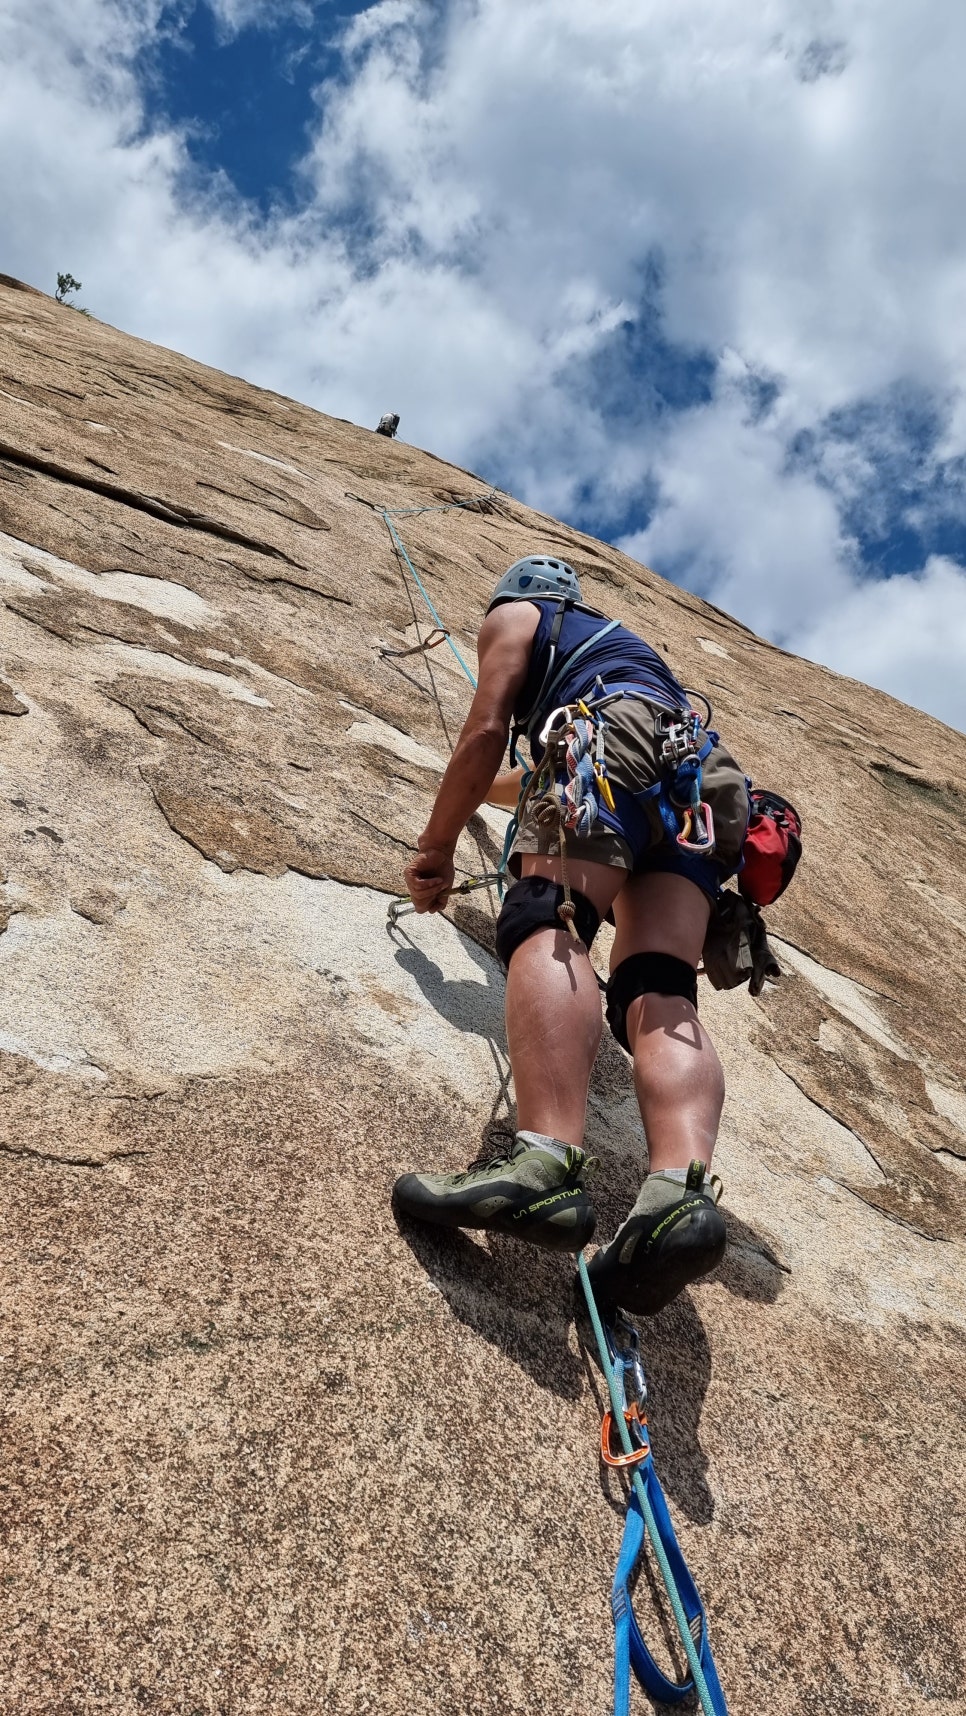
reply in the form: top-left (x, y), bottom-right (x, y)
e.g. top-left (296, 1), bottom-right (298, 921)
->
top-left (405, 846), bottom-right (456, 913)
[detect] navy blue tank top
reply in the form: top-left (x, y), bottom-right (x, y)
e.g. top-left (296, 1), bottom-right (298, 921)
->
top-left (514, 601), bottom-right (687, 754)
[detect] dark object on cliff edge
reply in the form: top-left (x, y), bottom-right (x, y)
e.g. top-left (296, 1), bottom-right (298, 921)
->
top-left (375, 413), bottom-right (400, 438)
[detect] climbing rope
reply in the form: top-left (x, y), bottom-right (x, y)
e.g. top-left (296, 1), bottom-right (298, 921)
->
top-left (577, 1256), bottom-right (729, 1716)
top-left (380, 513), bottom-right (479, 687)
top-left (351, 485), bottom-right (504, 692)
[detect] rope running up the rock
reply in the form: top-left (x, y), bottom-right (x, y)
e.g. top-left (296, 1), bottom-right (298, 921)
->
top-left (352, 485), bottom-right (503, 692)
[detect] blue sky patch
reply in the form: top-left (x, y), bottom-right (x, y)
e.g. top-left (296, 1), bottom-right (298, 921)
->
top-left (139, 3), bottom-right (367, 213)
top-left (788, 384), bottom-right (966, 577)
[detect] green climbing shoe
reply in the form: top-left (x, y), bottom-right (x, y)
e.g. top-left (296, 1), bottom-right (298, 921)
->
top-left (583, 1160), bottom-right (726, 1316)
top-left (393, 1136), bottom-right (596, 1252)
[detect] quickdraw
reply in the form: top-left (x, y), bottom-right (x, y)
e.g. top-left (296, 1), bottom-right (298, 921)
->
top-left (639, 702), bottom-right (719, 857)
top-left (378, 626), bottom-right (451, 662)
top-left (386, 871), bottom-right (503, 927)
top-left (502, 692), bottom-right (618, 939)
top-left (578, 1261), bottom-right (729, 1716)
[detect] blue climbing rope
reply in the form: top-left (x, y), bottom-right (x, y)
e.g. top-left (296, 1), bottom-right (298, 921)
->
top-left (577, 1254), bottom-right (729, 1716)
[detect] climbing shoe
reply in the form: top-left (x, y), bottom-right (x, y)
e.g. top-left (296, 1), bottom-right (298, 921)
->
top-left (583, 1161), bottom-right (726, 1317)
top-left (393, 1136), bottom-right (596, 1253)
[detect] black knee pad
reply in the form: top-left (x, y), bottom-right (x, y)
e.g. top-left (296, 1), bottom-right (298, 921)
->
top-left (605, 953), bottom-right (698, 1053)
top-left (495, 876), bottom-right (601, 970)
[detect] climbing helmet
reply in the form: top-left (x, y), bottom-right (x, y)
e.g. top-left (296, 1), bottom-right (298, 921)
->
top-left (487, 556), bottom-right (581, 612)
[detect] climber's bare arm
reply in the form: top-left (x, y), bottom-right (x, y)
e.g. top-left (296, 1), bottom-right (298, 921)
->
top-left (486, 766), bottom-right (526, 809)
top-left (405, 604), bottom-right (539, 910)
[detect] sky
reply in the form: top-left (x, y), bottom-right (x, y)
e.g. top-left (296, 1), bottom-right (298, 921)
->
top-left (2, 0), bottom-right (966, 730)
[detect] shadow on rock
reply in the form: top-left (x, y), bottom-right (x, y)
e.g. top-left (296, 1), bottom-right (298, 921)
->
top-left (716, 1208), bottom-right (790, 1306)
top-left (390, 928), bottom-right (507, 1046)
top-left (393, 1213), bottom-right (585, 1402)
top-left (572, 1211), bottom-right (788, 1528)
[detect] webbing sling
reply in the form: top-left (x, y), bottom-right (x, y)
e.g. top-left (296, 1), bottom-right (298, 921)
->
top-left (578, 1255), bottom-right (729, 1716)
top-left (611, 1440), bottom-right (728, 1713)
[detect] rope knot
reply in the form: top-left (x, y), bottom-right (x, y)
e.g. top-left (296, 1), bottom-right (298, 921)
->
top-left (557, 897), bottom-right (580, 941)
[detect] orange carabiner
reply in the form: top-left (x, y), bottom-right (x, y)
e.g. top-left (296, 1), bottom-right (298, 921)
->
top-left (600, 1401), bottom-right (651, 1469)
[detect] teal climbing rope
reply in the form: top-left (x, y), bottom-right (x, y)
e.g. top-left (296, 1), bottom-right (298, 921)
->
top-left (380, 513), bottom-right (478, 688)
top-left (577, 1254), bottom-right (728, 1716)
top-left (354, 486), bottom-right (503, 689)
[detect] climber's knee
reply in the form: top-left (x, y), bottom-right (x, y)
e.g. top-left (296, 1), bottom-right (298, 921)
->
top-left (605, 953), bottom-right (698, 1053)
top-left (495, 876), bottom-right (601, 970)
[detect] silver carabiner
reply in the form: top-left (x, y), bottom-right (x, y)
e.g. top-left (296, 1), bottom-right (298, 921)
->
top-left (611, 1312), bottom-right (648, 1414)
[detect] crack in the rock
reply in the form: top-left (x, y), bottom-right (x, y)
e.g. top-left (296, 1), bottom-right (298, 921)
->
top-left (769, 936), bottom-right (902, 1006)
top-left (0, 1142), bottom-right (150, 1167)
top-left (833, 1179), bottom-right (950, 1242)
top-left (0, 440), bottom-right (309, 567)
top-left (728, 1238), bottom-right (792, 1274)
top-left (932, 1140), bottom-right (966, 1164)
top-left (143, 779), bottom-right (221, 863)
top-left (102, 689), bottom-right (217, 748)
top-left (344, 806), bottom-right (415, 852)
top-left (196, 478), bottom-right (331, 534)
top-left (774, 1063), bottom-right (889, 1176)
top-left (243, 569), bottom-right (352, 604)
top-left (101, 1089), bottom-right (169, 1103)
top-left (1, 597), bottom-right (76, 644)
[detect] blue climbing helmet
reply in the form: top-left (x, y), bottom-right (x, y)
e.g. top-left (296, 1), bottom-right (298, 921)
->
top-left (487, 555), bottom-right (581, 613)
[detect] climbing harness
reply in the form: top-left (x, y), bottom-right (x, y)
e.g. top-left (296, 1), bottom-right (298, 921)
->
top-left (578, 1257), bottom-right (729, 1716)
top-left (501, 676), bottom-right (719, 939)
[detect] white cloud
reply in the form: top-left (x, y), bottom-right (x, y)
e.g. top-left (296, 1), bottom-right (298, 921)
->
top-left (793, 557), bottom-right (966, 731)
top-left (202, 0), bottom-right (317, 40)
top-left (617, 368), bottom-right (857, 640)
top-left (1, 0), bottom-right (965, 728)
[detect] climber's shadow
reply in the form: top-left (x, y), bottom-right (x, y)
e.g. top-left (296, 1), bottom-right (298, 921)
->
top-left (389, 925), bottom-right (507, 1045)
top-left (394, 1215), bottom-right (585, 1401)
top-left (715, 1207), bottom-right (791, 1305)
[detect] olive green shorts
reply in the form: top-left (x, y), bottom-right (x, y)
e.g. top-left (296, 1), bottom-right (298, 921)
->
top-left (508, 696), bottom-right (749, 899)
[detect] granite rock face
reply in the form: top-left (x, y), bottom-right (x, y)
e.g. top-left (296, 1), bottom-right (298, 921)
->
top-left (1, 275), bottom-right (964, 1715)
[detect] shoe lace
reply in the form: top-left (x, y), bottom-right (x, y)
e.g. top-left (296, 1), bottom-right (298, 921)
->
top-left (454, 1147), bottom-right (514, 1182)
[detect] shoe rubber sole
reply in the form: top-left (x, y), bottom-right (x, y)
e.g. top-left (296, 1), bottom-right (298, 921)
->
top-left (583, 1197), bottom-right (726, 1316)
top-left (393, 1174), bottom-right (596, 1253)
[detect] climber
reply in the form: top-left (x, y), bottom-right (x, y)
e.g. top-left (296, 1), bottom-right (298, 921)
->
top-left (392, 556), bottom-right (751, 1317)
